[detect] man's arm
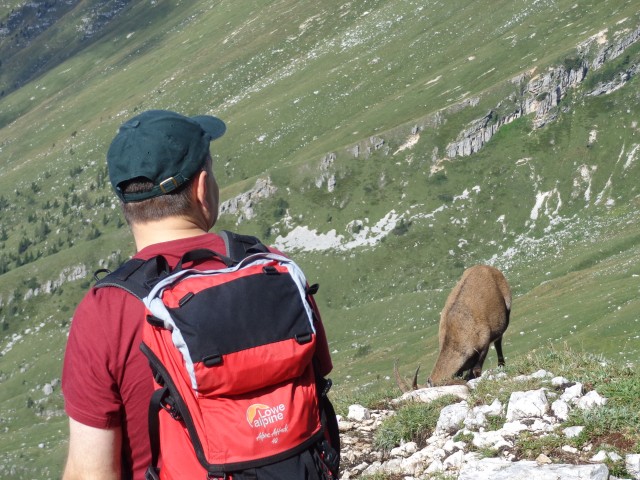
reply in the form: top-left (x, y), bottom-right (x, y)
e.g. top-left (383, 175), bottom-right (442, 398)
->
top-left (63, 418), bottom-right (122, 480)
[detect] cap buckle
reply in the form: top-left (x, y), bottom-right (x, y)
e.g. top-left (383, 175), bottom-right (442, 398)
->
top-left (159, 177), bottom-right (179, 193)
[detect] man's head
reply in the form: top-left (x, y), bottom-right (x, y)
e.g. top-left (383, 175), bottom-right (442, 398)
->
top-left (106, 110), bottom-right (225, 226)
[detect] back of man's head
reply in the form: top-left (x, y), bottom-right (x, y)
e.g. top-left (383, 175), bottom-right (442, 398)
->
top-left (106, 110), bottom-right (225, 224)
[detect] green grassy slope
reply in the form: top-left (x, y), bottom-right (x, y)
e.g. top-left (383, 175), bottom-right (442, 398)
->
top-left (0, 0), bottom-right (639, 477)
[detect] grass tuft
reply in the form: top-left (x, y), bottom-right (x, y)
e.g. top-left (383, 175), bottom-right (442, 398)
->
top-left (373, 395), bottom-right (460, 451)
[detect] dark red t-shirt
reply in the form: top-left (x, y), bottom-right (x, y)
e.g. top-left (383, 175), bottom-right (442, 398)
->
top-left (62, 232), bottom-right (332, 479)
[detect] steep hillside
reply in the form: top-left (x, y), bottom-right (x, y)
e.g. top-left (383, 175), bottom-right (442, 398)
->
top-left (0, 0), bottom-right (133, 96)
top-left (0, 1), bottom-right (639, 477)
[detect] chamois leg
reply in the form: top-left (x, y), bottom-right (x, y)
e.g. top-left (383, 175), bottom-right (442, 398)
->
top-left (458, 352), bottom-right (478, 380)
top-left (494, 335), bottom-right (505, 367)
top-left (470, 345), bottom-right (490, 379)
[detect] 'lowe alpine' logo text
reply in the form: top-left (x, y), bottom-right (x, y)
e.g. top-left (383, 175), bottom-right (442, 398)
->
top-left (246, 403), bottom-right (287, 428)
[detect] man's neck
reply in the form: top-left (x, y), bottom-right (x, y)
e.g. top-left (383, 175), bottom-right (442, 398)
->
top-left (130, 217), bottom-right (209, 252)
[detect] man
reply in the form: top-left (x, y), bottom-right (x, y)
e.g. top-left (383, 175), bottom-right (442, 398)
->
top-left (62, 110), bottom-right (333, 479)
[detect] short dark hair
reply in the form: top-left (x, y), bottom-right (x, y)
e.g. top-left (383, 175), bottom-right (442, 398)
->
top-left (120, 173), bottom-right (199, 225)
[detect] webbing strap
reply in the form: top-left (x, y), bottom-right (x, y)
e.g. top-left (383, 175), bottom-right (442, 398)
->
top-left (94, 256), bottom-right (170, 299)
top-left (147, 387), bottom-right (168, 473)
top-left (315, 373), bottom-right (340, 478)
top-left (175, 248), bottom-right (235, 270)
top-left (220, 230), bottom-right (269, 262)
top-left (93, 231), bottom-right (266, 296)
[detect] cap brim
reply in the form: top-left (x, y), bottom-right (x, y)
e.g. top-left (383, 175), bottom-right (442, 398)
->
top-left (191, 115), bottom-right (226, 141)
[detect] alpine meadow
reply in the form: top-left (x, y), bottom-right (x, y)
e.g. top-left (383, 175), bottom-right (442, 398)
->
top-left (1, 0), bottom-right (640, 478)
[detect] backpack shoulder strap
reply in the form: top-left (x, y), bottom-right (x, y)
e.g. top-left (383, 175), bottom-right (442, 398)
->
top-left (94, 256), bottom-right (170, 300)
top-left (93, 230), bottom-right (266, 297)
top-left (220, 230), bottom-right (270, 262)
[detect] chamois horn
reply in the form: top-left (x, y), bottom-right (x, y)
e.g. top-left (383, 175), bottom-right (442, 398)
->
top-left (394, 361), bottom-right (421, 393)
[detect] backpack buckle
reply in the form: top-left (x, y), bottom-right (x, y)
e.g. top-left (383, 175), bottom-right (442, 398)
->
top-left (262, 265), bottom-right (279, 275)
top-left (161, 395), bottom-right (182, 421)
top-left (295, 333), bottom-right (313, 345)
top-left (320, 439), bottom-right (340, 478)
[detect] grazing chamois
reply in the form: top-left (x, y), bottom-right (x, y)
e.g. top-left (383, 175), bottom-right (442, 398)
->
top-left (395, 265), bottom-right (511, 391)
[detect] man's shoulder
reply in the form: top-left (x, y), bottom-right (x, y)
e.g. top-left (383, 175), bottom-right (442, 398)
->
top-left (83, 278), bottom-right (143, 309)
top-left (134, 232), bottom-right (225, 263)
top-left (134, 231), bottom-right (280, 263)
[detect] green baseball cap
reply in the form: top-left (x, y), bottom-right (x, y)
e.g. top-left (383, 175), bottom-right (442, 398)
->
top-left (107, 109), bottom-right (226, 203)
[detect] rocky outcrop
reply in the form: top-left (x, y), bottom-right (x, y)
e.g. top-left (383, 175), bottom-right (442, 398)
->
top-left (219, 177), bottom-right (278, 222)
top-left (346, 135), bottom-right (389, 159)
top-left (523, 64), bottom-right (588, 128)
top-left (587, 62), bottom-right (640, 97)
top-left (23, 264), bottom-right (88, 301)
top-left (457, 459), bottom-right (609, 479)
top-left (591, 25), bottom-right (640, 70)
top-left (446, 63), bottom-right (586, 157)
top-left (338, 369), bottom-right (638, 479)
top-left (9, 250), bottom-right (125, 304)
top-left (334, 23), bottom-right (638, 165)
top-left (446, 109), bottom-right (523, 157)
top-left (316, 153), bottom-right (337, 192)
top-left (446, 23), bottom-right (640, 159)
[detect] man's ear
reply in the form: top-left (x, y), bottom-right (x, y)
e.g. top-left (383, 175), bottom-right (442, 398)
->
top-left (194, 169), bottom-right (210, 209)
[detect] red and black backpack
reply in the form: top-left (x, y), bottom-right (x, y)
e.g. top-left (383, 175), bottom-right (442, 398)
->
top-left (95, 231), bottom-right (340, 479)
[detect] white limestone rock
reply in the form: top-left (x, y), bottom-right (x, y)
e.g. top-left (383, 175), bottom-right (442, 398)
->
top-left (464, 409), bottom-right (487, 430)
top-left (500, 420), bottom-right (530, 435)
top-left (576, 390), bottom-right (607, 410)
top-left (608, 451), bottom-right (623, 462)
top-left (443, 450), bottom-right (465, 470)
top-left (551, 376), bottom-right (572, 386)
top-left (458, 458), bottom-right (609, 479)
top-left (425, 458), bottom-right (444, 474)
top-left (479, 398), bottom-right (503, 416)
top-left (563, 426), bottom-right (585, 438)
top-left (529, 418), bottom-right (555, 433)
top-left (513, 369), bottom-right (553, 382)
top-left (625, 453), bottom-right (640, 479)
top-left (390, 441), bottom-right (417, 458)
top-left (429, 447), bottom-right (446, 460)
top-left (347, 404), bottom-right (371, 421)
top-left (443, 439), bottom-right (466, 453)
top-left (530, 369), bottom-right (554, 379)
top-left (506, 389), bottom-right (549, 421)
top-left (561, 382), bottom-right (583, 402)
top-left (590, 450), bottom-right (608, 462)
top-left (435, 401), bottom-right (470, 435)
top-left (464, 400), bottom-right (502, 429)
top-left (400, 450), bottom-right (428, 476)
top-left (393, 384), bottom-right (469, 405)
top-left (472, 430), bottom-right (510, 450)
top-left (361, 461), bottom-right (382, 476)
top-left (379, 458), bottom-right (403, 475)
top-left (552, 399), bottom-right (570, 421)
